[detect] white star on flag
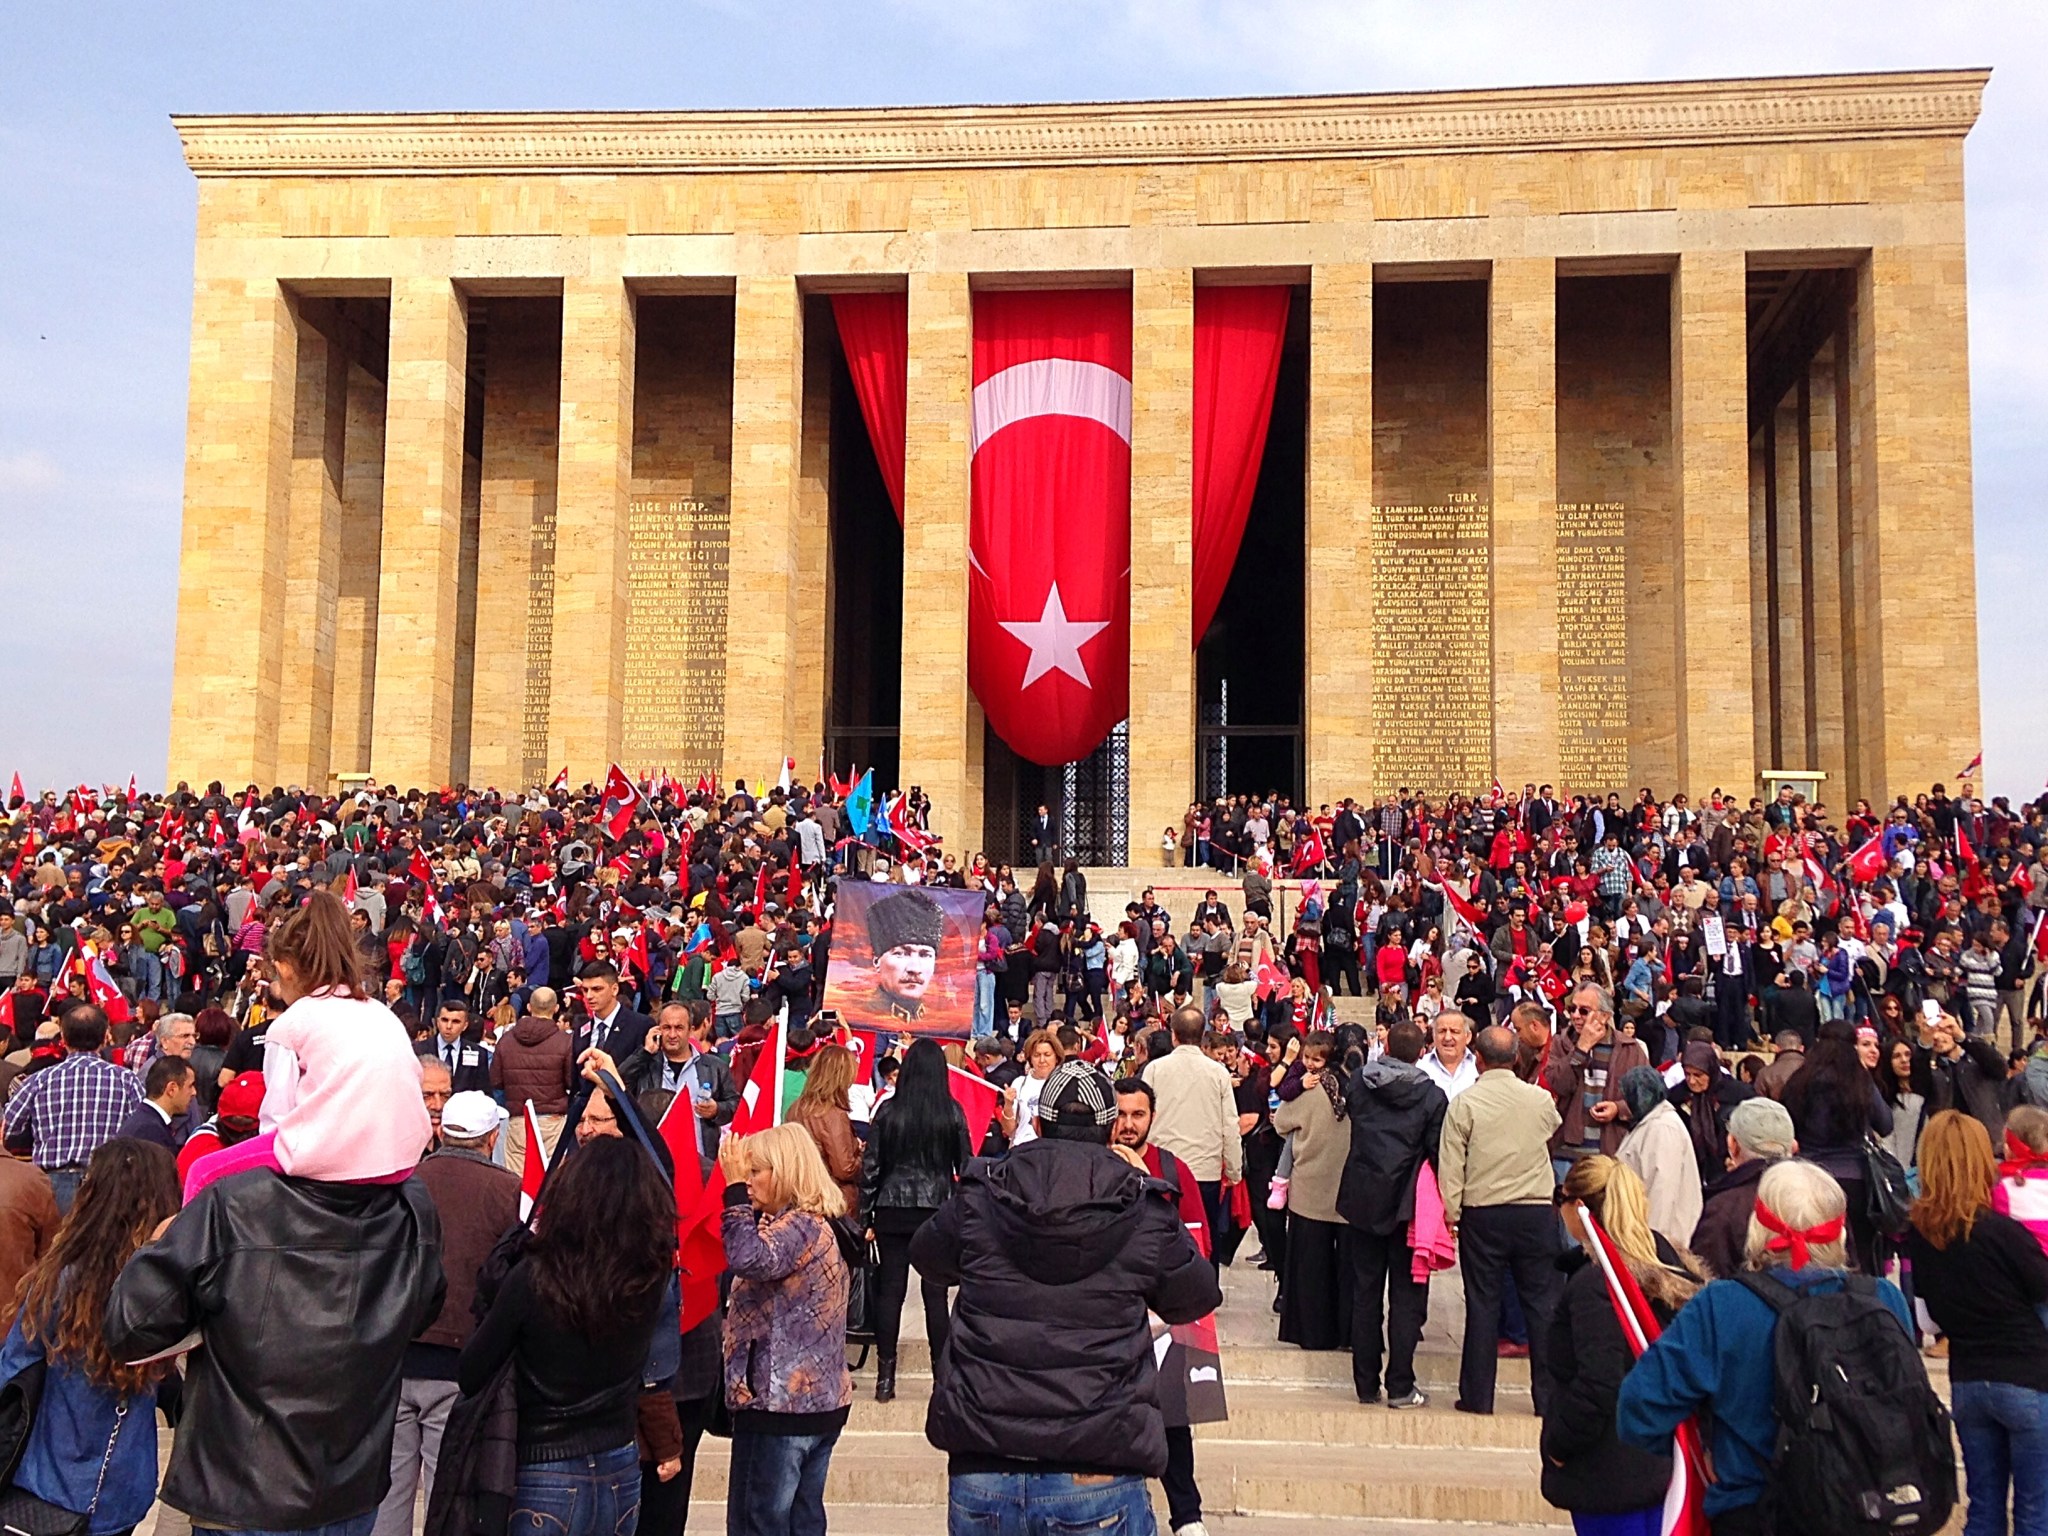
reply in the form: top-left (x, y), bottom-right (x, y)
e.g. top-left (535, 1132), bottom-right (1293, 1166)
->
top-left (999, 582), bottom-right (1110, 690)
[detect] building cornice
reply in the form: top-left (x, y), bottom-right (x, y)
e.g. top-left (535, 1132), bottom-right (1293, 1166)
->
top-left (173, 70), bottom-right (1989, 178)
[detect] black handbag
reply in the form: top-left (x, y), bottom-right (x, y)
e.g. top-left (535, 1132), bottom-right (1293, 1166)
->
top-left (0, 1362), bottom-right (125, 1536)
top-left (1865, 1133), bottom-right (1914, 1236)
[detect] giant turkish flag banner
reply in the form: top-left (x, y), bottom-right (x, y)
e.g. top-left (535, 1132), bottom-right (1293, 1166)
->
top-left (969, 289), bottom-right (1131, 766)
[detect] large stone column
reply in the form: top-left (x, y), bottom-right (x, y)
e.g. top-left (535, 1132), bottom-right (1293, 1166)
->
top-left (276, 308), bottom-right (347, 789)
top-left (1849, 244), bottom-right (1980, 800)
top-left (1772, 392), bottom-right (1810, 766)
top-left (794, 307), bottom-right (833, 783)
top-left (1128, 268), bottom-right (1195, 861)
top-left (899, 270), bottom-right (978, 852)
top-left (470, 305), bottom-right (562, 792)
top-left (722, 276), bottom-right (805, 792)
top-left (329, 362), bottom-right (385, 778)
top-left (369, 278), bottom-right (468, 791)
top-left (1305, 263), bottom-right (1373, 808)
top-left (1804, 359), bottom-right (1847, 794)
top-left (1747, 433), bottom-right (1774, 781)
top-left (1489, 257), bottom-right (1559, 789)
top-left (1670, 252), bottom-right (1757, 799)
top-left (546, 278), bottom-right (636, 788)
top-left (166, 278), bottom-right (296, 790)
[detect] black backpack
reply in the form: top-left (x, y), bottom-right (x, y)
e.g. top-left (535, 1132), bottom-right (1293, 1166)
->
top-left (1737, 1270), bottom-right (1956, 1536)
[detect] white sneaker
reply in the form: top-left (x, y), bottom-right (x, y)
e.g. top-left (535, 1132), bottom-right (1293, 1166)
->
top-left (1173, 1523), bottom-right (1212, 1536)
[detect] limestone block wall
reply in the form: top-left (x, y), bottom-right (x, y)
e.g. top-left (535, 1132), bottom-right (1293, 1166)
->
top-left (1556, 274), bottom-right (1675, 793)
top-left (163, 73), bottom-right (1986, 810)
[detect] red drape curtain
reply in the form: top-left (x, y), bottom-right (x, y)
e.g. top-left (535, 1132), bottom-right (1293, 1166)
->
top-left (830, 293), bottom-right (909, 522)
top-left (1191, 286), bottom-right (1292, 645)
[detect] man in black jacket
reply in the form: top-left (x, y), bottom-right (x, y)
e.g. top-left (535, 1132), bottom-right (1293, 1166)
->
top-left (106, 1157), bottom-right (445, 1531)
top-left (1337, 1019), bottom-right (1449, 1408)
top-left (573, 960), bottom-right (652, 1067)
top-left (414, 999), bottom-right (493, 1093)
top-left (912, 1059), bottom-right (1220, 1535)
top-left (615, 1001), bottom-right (739, 1158)
top-left (1926, 1008), bottom-right (2009, 1139)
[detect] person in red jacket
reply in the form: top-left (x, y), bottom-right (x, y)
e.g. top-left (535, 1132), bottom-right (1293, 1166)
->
top-left (1114, 1076), bottom-right (1215, 1536)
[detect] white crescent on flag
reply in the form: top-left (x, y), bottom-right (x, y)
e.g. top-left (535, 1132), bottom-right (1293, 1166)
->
top-left (969, 358), bottom-right (1132, 456)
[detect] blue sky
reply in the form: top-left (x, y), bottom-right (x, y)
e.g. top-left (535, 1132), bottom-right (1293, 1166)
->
top-left (2, 1), bottom-right (2040, 800)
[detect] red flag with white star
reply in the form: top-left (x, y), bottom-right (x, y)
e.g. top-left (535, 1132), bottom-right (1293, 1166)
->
top-left (969, 289), bottom-right (1131, 767)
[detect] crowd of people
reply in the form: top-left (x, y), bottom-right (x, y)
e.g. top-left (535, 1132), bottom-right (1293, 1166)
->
top-left (0, 768), bottom-right (2042, 1535)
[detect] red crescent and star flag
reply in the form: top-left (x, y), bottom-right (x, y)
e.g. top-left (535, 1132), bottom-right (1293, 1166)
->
top-left (968, 289), bottom-right (1132, 767)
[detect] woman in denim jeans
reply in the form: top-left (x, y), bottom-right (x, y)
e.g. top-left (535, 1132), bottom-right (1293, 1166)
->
top-left (1905, 1110), bottom-right (2048, 1536)
top-left (461, 1134), bottom-right (674, 1536)
top-left (0, 1139), bottom-right (181, 1536)
top-left (719, 1122), bottom-right (853, 1536)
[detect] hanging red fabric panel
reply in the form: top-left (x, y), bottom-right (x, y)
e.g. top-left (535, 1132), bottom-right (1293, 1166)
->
top-left (830, 293), bottom-right (908, 522)
top-left (1191, 285), bottom-right (1291, 645)
top-left (969, 289), bottom-right (1132, 767)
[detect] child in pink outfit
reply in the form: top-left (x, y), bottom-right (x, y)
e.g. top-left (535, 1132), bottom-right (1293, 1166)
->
top-left (184, 987), bottom-right (431, 1202)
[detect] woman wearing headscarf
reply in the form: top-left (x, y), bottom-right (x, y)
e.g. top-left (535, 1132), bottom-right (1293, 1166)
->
top-left (1668, 1041), bottom-right (1753, 1185)
top-left (1614, 1066), bottom-right (1704, 1250)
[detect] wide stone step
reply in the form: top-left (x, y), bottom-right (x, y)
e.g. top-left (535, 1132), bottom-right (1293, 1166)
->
top-left (675, 1502), bottom-right (1558, 1536)
top-left (850, 1379), bottom-right (1542, 1450)
top-left (686, 1438), bottom-right (1564, 1525)
top-left (863, 1337), bottom-right (1534, 1398)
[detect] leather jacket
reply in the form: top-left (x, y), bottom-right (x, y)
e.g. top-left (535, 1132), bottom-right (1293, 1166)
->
top-left (106, 1169), bottom-right (446, 1529)
top-left (860, 1093), bottom-right (973, 1226)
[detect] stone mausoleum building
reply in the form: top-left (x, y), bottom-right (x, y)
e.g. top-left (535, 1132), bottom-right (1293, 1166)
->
top-left (166, 70), bottom-right (1984, 863)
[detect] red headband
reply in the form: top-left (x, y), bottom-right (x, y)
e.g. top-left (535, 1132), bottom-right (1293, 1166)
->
top-left (2000, 1129), bottom-right (2048, 1182)
top-left (1753, 1199), bottom-right (1845, 1270)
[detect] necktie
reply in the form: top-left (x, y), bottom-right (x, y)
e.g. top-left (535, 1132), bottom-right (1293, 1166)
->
top-left (445, 1042), bottom-right (456, 1072)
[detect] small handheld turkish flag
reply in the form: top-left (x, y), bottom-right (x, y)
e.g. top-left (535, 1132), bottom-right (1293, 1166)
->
top-left (599, 763), bottom-right (639, 840)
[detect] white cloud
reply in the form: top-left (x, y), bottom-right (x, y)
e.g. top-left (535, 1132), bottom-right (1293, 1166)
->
top-left (0, 449), bottom-right (63, 496)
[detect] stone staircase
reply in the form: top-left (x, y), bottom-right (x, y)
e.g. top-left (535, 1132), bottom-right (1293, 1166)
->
top-left (687, 1254), bottom-right (1566, 1534)
top-left (148, 1247), bottom-right (1963, 1536)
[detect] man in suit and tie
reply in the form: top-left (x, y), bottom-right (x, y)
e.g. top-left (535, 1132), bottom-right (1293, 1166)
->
top-left (115, 1056), bottom-right (196, 1152)
top-left (1710, 922), bottom-right (1761, 1050)
top-left (573, 960), bottom-right (653, 1067)
top-left (415, 1000), bottom-right (493, 1094)
top-left (1027, 803), bottom-right (1056, 868)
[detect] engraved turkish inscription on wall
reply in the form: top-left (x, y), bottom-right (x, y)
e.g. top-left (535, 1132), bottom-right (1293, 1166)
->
top-left (1556, 501), bottom-right (1629, 790)
top-left (1370, 494), bottom-right (1492, 795)
top-left (623, 495), bottom-right (729, 775)
top-left (521, 506), bottom-right (557, 786)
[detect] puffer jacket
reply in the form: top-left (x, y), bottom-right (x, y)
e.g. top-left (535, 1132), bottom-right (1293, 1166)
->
top-left (490, 1012), bottom-right (577, 1116)
top-left (1336, 1057), bottom-right (1448, 1235)
top-left (720, 1188), bottom-right (851, 1417)
top-left (860, 1093), bottom-right (973, 1225)
top-left (104, 1168), bottom-right (445, 1530)
top-left (910, 1136), bottom-right (1220, 1477)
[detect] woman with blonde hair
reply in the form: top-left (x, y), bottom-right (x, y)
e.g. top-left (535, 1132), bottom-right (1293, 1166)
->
top-left (1905, 1109), bottom-right (2048, 1536)
top-left (997, 1027), bottom-right (1065, 1147)
top-left (719, 1124), bottom-right (854, 1536)
top-left (1616, 1161), bottom-right (1919, 1536)
top-left (1542, 1155), bottom-right (1706, 1533)
top-left (788, 1043), bottom-right (863, 1214)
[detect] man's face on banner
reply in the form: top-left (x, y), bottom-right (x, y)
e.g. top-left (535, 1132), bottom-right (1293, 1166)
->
top-left (874, 943), bottom-right (937, 1002)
